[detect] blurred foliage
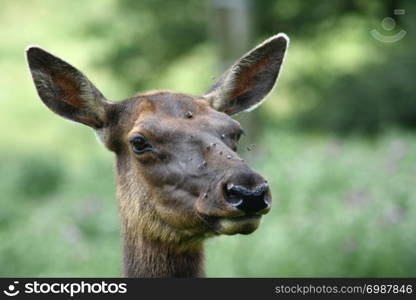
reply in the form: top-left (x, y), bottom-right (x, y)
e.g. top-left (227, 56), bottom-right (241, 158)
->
top-left (207, 129), bottom-right (416, 276)
top-left (0, 0), bottom-right (415, 277)
top-left (85, 0), bottom-right (208, 92)
top-left (87, 0), bottom-right (416, 134)
top-left (1, 130), bottom-right (415, 277)
top-left (9, 154), bottom-right (64, 198)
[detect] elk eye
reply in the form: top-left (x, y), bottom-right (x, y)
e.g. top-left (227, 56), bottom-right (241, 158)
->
top-left (129, 135), bottom-right (152, 154)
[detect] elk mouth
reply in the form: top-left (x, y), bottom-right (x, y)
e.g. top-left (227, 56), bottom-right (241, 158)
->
top-left (215, 215), bottom-right (262, 235)
top-left (202, 214), bottom-right (262, 235)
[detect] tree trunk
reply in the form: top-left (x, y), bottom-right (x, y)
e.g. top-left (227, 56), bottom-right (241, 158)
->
top-left (208, 0), bottom-right (260, 157)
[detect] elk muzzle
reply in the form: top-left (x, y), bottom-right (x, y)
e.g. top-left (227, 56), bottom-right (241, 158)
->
top-left (201, 168), bottom-right (272, 236)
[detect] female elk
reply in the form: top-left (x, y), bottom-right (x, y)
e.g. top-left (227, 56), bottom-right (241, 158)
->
top-left (26, 34), bottom-right (288, 277)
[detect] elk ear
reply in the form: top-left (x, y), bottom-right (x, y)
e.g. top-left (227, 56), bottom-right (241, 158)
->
top-left (26, 46), bottom-right (110, 129)
top-left (204, 33), bottom-right (288, 115)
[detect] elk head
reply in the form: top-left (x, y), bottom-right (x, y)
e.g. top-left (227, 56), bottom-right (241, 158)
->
top-left (26, 34), bottom-right (288, 250)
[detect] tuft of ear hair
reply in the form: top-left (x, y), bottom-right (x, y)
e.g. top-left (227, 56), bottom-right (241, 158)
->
top-left (26, 46), bottom-right (110, 129)
top-left (204, 33), bottom-right (289, 115)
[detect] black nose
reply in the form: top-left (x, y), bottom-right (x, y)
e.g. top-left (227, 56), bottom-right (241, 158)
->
top-left (224, 183), bottom-right (270, 214)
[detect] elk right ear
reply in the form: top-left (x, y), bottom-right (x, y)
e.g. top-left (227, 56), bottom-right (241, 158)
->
top-left (26, 46), bottom-right (110, 129)
top-left (204, 33), bottom-right (288, 115)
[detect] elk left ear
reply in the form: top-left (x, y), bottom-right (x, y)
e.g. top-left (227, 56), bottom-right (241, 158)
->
top-left (26, 46), bottom-right (110, 129)
top-left (204, 33), bottom-right (289, 115)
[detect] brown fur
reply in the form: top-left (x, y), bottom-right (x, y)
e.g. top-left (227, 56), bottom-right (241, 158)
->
top-left (53, 72), bottom-right (83, 108)
top-left (107, 92), bottom-right (269, 277)
top-left (26, 34), bottom-right (288, 277)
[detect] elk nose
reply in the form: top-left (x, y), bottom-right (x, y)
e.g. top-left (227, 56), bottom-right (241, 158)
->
top-left (224, 183), bottom-right (270, 214)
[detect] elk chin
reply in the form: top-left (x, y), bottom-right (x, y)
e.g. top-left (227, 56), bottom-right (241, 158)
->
top-left (215, 215), bottom-right (262, 235)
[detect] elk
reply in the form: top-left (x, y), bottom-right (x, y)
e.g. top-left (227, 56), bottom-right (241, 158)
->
top-left (26, 33), bottom-right (288, 277)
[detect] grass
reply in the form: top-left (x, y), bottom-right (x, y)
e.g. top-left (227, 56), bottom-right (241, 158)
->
top-left (1, 128), bottom-right (415, 277)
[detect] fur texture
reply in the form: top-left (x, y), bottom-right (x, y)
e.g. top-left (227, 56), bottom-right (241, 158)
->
top-left (25, 34), bottom-right (288, 277)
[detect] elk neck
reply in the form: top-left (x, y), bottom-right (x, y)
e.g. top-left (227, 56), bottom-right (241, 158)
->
top-left (122, 234), bottom-right (204, 277)
top-left (115, 157), bottom-right (205, 278)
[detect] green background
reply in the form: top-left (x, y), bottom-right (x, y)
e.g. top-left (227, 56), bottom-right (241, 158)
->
top-left (1, 0), bottom-right (415, 277)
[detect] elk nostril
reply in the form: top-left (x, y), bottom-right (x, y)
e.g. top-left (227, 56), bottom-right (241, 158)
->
top-left (224, 183), bottom-right (270, 214)
top-left (224, 184), bottom-right (244, 206)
